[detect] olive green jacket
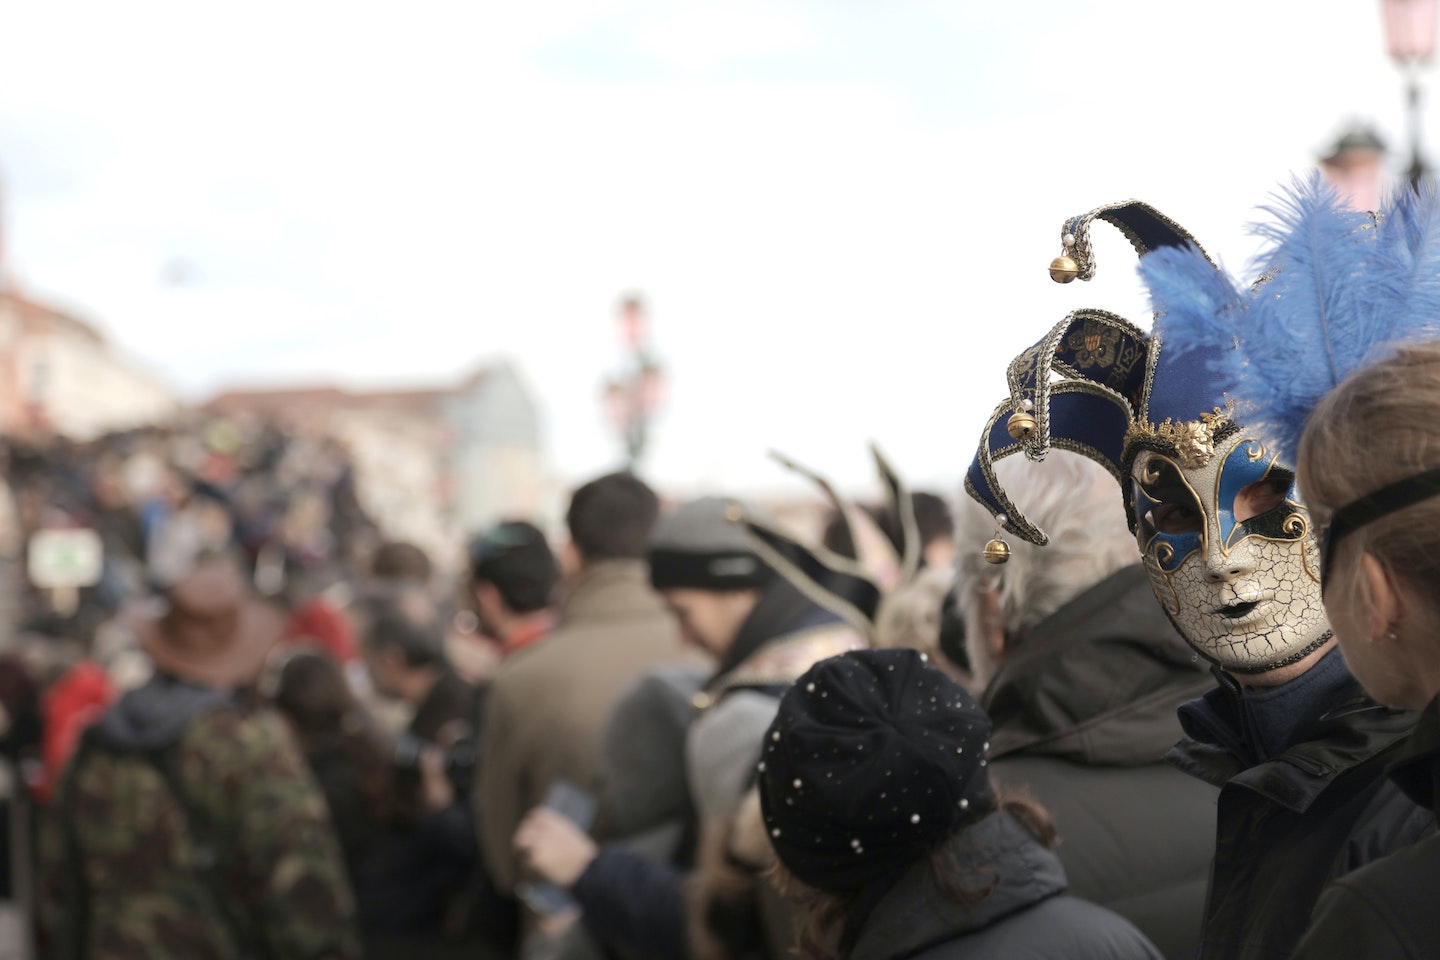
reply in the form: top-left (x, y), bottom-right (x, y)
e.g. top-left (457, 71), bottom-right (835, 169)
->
top-left (39, 678), bottom-right (359, 960)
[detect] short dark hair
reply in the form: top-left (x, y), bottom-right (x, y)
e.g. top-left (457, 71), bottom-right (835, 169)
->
top-left (469, 521), bottom-right (559, 613)
top-left (566, 472), bottom-right (660, 561)
top-left (365, 597), bottom-right (446, 668)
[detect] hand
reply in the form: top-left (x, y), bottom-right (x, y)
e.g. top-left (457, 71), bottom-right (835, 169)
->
top-left (514, 807), bottom-right (599, 889)
top-left (419, 746), bottom-right (455, 812)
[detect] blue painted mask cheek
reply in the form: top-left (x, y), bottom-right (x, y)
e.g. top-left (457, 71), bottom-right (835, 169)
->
top-left (1216, 443), bottom-right (1272, 546)
top-left (1216, 443), bottom-right (1304, 547)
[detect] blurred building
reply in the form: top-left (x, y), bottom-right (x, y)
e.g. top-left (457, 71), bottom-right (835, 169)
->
top-left (0, 291), bottom-right (179, 440)
top-left (206, 360), bottom-right (544, 557)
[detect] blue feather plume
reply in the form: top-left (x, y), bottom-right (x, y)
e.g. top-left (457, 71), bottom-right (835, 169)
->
top-left (1231, 175), bottom-right (1382, 460)
top-left (1138, 242), bottom-right (1243, 366)
top-left (1137, 173), bottom-right (1440, 463)
top-left (1372, 182), bottom-right (1440, 344)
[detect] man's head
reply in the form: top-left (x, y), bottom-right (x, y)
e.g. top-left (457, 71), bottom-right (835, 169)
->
top-left (1126, 419), bottom-right (1330, 677)
top-left (648, 497), bottom-right (770, 660)
top-left (361, 588), bottom-right (447, 703)
top-left (140, 555), bottom-right (284, 690)
top-left (1115, 222), bottom-right (1333, 679)
top-left (565, 472), bottom-right (661, 571)
top-left (468, 521), bottom-right (558, 641)
top-left (955, 451), bottom-right (1137, 688)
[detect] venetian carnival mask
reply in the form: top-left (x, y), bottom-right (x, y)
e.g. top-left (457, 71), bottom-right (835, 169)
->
top-left (1126, 419), bottom-right (1331, 673)
top-left (964, 198), bottom-right (1336, 677)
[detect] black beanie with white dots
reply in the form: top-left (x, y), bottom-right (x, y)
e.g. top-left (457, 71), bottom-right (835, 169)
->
top-left (757, 648), bottom-right (995, 893)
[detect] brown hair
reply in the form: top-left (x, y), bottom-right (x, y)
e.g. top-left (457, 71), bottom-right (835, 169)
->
top-left (777, 792), bottom-right (1056, 960)
top-left (272, 652), bottom-right (409, 823)
top-left (370, 540), bottom-right (433, 583)
top-left (1298, 339), bottom-right (1440, 636)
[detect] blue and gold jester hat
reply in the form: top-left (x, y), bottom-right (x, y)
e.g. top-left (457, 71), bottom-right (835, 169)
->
top-left (965, 198), bottom-right (1237, 546)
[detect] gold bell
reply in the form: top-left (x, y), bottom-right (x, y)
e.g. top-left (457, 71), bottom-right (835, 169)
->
top-left (1048, 255), bottom-right (1079, 283)
top-left (983, 538), bottom-right (1011, 564)
top-left (1006, 410), bottom-right (1038, 441)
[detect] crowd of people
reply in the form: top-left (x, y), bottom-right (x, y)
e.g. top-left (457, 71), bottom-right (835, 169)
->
top-left (2, 175), bottom-right (1440, 960)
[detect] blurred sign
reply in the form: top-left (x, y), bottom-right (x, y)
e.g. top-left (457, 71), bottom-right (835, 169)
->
top-left (27, 529), bottom-right (103, 589)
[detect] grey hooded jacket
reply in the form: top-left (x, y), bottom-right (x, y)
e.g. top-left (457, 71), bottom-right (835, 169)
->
top-left (850, 810), bottom-right (1161, 960)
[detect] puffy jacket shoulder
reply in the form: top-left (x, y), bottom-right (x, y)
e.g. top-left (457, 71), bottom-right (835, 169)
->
top-left (909, 894), bottom-right (1163, 960)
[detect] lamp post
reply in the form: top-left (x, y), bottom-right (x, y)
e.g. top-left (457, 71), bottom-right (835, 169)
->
top-left (604, 293), bottom-right (665, 471)
top-left (1384, 0), bottom-right (1439, 188)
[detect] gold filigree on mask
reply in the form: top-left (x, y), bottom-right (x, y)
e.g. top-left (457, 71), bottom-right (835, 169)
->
top-left (1282, 513), bottom-right (1306, 538)
top-left (1124, 407), bottom-right (1231, 470)
top-left (1146, 542), bottom-right (1182, 616)
top-left (1283, 513), bottom-right (1324, 585)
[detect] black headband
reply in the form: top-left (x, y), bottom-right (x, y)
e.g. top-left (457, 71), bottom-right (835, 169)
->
top-left (1321, 467), bottom-right (1440, 584)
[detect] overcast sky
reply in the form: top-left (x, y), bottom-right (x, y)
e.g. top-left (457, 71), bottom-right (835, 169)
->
top-left (0, 1), bottom-right (1420, 499)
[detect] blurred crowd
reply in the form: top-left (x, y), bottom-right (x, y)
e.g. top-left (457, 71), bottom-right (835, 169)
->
top-left (0, 425), bottom-right (1222, 960)
top-left (0, 418), bottom-right (483, 956)
top-left (14, 179), bottom-right (1440, 960)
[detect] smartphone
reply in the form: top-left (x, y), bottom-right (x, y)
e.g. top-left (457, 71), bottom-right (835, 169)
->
top-left (516, 779), bottom-right (598, 916)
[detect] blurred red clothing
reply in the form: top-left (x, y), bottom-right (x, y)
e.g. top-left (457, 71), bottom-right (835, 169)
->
top-left (283, 597), bottom-right (358, 665)
top-left (501, 614), bottom-right (554, 658)
top-left (36, 660), bottom-right (114, 804)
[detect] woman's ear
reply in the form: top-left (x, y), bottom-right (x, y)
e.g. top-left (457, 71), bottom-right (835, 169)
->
top-left (1360, 552), bottom-right (1400, 644)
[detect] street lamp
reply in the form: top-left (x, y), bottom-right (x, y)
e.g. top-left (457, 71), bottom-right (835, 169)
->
top-left (603, 293), bottom-right (665, 471)
top-left (1384, 0), bottom-right (1439, 188)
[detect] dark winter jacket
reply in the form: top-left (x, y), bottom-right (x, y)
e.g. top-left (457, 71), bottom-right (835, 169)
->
top-left (981, 565), bottom-right (1214, 960)
top-left (1291, 691), bottom-right (1440, 960)
top-left (848, 809), bottom-right (1162, 960)
top-left (1168, 648), bottom-right (1435, 960)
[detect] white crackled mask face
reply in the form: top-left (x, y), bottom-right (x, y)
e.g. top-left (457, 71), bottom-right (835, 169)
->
top-left (1129, 432), bottom-right (1332, 674)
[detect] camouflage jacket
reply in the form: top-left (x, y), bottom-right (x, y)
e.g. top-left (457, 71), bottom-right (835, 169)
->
top-left (39, 675), bottom-right (360, 960)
